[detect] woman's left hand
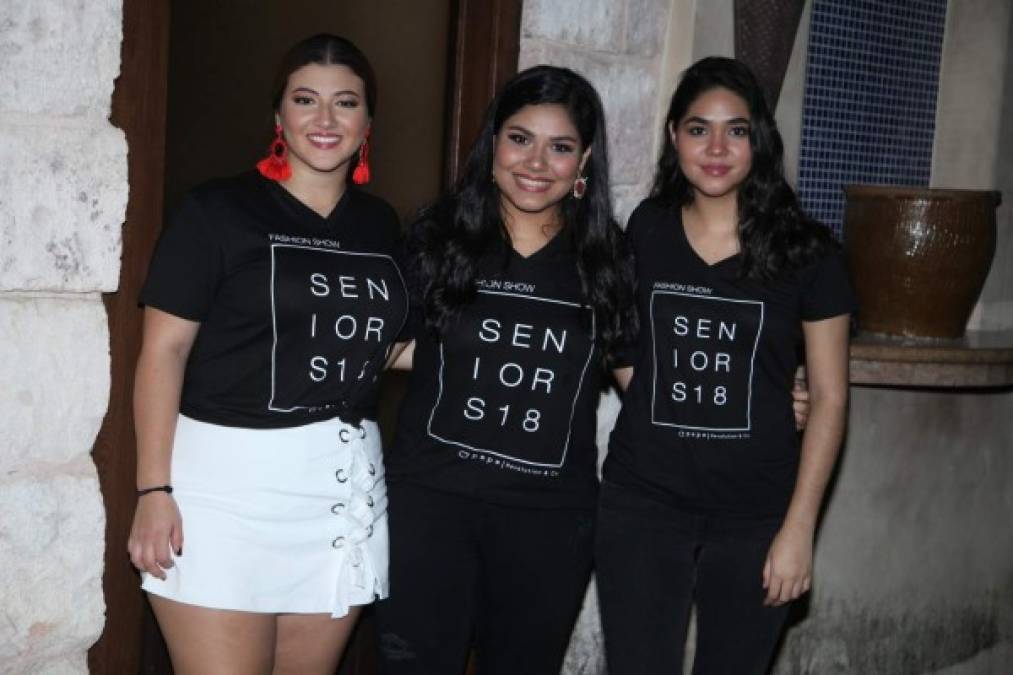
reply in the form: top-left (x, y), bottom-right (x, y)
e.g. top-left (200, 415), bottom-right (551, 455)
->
top-left (762, 522), bottom-right (813, 606)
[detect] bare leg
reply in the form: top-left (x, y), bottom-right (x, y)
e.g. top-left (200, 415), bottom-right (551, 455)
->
top-left (149, 594), bottom-right (276, 675)
top-left (273, 607), bottom-right (363, 675)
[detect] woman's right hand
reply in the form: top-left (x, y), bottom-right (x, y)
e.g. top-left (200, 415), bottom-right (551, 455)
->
top-left (127, 492), bottom-right (183, 580)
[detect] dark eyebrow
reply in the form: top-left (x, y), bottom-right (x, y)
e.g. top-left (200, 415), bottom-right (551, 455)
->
top-left (504, 124), bottom-right (579, 143)
top-left (290, 87), bottom-right (361, 98)
top-left (682, 115), bottom-right (751, 125)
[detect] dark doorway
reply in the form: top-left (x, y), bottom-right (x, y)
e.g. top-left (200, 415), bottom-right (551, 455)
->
top-left (89, 1), bottom-right (521, 673)
top-left (163, 1), bottom-right (451, 222)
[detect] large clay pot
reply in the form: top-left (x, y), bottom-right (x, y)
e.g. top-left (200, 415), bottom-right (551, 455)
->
top-left (844, 186), bottom-right (1000, 338)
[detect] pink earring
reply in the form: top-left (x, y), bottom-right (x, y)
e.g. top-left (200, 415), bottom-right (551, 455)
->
top-left (572, 175), bottom-right (588, 199)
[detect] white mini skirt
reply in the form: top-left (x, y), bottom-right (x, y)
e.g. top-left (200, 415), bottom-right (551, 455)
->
top-left (141, 415), bottom-right (389, 617)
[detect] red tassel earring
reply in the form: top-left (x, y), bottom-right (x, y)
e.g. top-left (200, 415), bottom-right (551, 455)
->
top-left (256, 124), bottom-right (292, 181)
top-left (352, 131), bottom-right (371, 185)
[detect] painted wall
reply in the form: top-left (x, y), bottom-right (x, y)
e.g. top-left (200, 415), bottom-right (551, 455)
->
top-left (932, 0), bottom-right (1012, 335)
top-left (984, 5), bottom-right (1013, 333)
top-left (0, 1), bottom-right (127, 673)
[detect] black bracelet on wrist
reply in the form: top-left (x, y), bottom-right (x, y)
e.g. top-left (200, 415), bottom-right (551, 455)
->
top-left (137, 484), bottom-right (173, 497)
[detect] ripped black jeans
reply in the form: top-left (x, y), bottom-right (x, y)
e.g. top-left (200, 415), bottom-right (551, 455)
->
top-left (375, 482), bottom-right (594, 675)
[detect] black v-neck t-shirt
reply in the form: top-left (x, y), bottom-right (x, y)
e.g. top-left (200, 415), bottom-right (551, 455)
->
top-left (604, 198), bottom-right (856, 517)
top-left (141, 171), bottom-right (409, 428)
top-left (386, 231), bottom-right (603, 509)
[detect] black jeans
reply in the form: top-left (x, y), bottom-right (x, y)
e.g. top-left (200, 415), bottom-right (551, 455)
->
top-left (595, 481), bottom-right (791, 675)
top-left (376, 482), bottom-right (595, 675)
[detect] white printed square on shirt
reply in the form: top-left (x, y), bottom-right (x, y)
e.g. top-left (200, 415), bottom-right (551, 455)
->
top-left (428, 289), bottom-right (595, 468)
top-left (650, 290), bottom-right (763, 432)
top-left (268, 243), bottom-right (404, 412)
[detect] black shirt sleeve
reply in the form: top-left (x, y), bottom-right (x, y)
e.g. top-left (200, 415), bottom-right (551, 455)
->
top-left (799, 249), bottom-right (857, 321)
top-left (394, 233), bottom-right (425, 342)
top-left (140, 194), bottom-right (223, 322)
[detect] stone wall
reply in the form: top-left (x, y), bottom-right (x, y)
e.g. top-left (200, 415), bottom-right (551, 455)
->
top-left (0, 2), bottom-right (127, 673)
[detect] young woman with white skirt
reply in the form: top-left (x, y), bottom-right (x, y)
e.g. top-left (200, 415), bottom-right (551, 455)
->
top-left (127, 33), bottom-right (409, 675)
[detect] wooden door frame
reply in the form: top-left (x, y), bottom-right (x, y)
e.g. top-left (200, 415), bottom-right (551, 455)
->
top-left (444, 0), bottom-right (523, 185)
top-left (87, 1), bottom-right (521, 672)
top-left (87, 0), bottom-right (171, 672)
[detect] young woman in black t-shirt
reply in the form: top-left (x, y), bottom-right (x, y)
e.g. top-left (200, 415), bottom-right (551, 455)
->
top-left (375, 66), bottom-right (637, 675)
top-left (596, 58), bottom-right (855, 674)
top-left (127, 35), bottom-right (408, 674)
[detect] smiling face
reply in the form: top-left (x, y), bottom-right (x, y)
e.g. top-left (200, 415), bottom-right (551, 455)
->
top-left (670, 86), bottom-right (753, 201)
top-left (277, 63), bottom-right (370, 182)
top-left (492, 103), bottom-right (589, 228)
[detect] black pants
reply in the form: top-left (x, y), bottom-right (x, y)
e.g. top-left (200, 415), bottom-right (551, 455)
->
top-left (376, 482), bottom-right (595, 675)
top-left (595, 481), bottom-right (791, 675)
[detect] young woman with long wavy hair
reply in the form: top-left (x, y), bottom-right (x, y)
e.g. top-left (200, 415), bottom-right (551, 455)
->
top-left (596, 57), bottom-right (854, 674)
top-left (376, 65), bottom-right (636, 675)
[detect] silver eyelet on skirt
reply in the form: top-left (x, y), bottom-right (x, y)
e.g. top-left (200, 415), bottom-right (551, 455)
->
top-left (335, 468), bottom-right (348, 483)
top-left (331, 502), bottom-right (345, 514)
top-left (331, 536), bottom-right (345, 549)
top-left (339, 428), bottom-right (351, 442)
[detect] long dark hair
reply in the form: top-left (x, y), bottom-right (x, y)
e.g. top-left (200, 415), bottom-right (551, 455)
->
top-left (270, 33), bottom-right (377, 116)
top-left (413, 65), bottom-right (637, 354)
top-left (652, 57), bottom-right (834, 280)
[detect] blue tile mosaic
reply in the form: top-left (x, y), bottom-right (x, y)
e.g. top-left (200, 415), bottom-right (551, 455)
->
top-left (797, 0), bottom-right (948, 237)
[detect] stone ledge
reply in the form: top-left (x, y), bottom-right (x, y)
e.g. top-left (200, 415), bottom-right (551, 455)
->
top-left (850, 330), bottom-right (1013, 387)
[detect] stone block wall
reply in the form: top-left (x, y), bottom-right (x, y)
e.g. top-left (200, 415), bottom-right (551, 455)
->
top-left (0, 2), bottom-right (127, 673)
